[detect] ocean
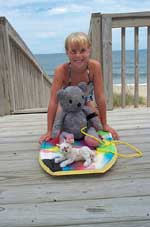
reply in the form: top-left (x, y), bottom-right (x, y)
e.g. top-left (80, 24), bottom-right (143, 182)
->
top-left (35, 49), bottom-right (148, 85)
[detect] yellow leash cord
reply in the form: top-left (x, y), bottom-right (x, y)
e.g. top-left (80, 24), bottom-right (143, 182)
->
top-left (80, 127), bottom-right (143, 158)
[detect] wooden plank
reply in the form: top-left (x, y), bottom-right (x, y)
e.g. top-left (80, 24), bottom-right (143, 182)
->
top-left (112, 17), bottom-right (150, 28)
top-left (0, 177), bottom-right (149, 205)
top-left (0, 126), bottom-right (150, 143)
top-left (0, 133), bottom-right (149, 155)
top-left (0, 133), bottom-right (149, 173)
top-left (13, 44), bottom-right (20, 109)
top-left (56, 222), bottom-right (150, 227)
top-left (121, 27), bottom-right (126, 108)
top-left (102, 15), bottom-right (113, 110)
top-left (0, 142), bottom-right (148, 187)
top-left (0, 115), bottom-right (150, 129)
top-left (21, 52), bottom-right (28, 109)
top-left (1, 108), bottom-right (149, 123)
top-left (23, 51), bottom-right (30, 109)
top-left (1, 112), bottom-right (150, 133)
top-left (106, 11), bottom-right (150, 18)
top-left (4, 22), bottom-right (15, 113)
top-left (0, 163), bottom-right (149, 188)
top-left (0, 196), bottom-right (149, 227)
top-left (17, 46), bottom-right (24, 109)
top-left (0, 39), bottom-right (8, 115)
top-left (0, 145), bottom-right (149, 173)
top-left (134, 27), bottom-right (139, 107)
top-left (147, 26), bottom-right (150, 107)
top-left (41, 73), bottom-right (47, 107)
top-left (3, 114), bottom-right (150, 127)
top-left (27, 56), bottom-right (33, 108)
top-left (1, 151), bottom-right (149, 176)
top-left (35, 69), bottom-right (40, 107)
top-left (105, 12), bottom-right (150, 28)
top-left (9, 41), bottom-right (17, 111)
top-left (11, 107), bottom-right (47, 114)
top-left (43, 79), bottom-right (51, 107)
top-left (89, 13), bottom-right (102, 62)
top-left (1, 124), bottom-right (150, 141)
top-left (0, 20), bottom-right (11, 116)
top-left (37, 71), bottom-right (43, 108)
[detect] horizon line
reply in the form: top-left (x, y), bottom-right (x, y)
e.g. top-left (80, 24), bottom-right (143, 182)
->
top-left (34, 48), bottom-right (148, 55)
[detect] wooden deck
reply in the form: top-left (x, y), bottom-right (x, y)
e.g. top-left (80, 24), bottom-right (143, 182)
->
top-left (0, 108), bottom-right (150, 227)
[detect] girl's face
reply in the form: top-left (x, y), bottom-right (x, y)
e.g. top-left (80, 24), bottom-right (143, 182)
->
top-left (66, 43), bottom-right (91, 70)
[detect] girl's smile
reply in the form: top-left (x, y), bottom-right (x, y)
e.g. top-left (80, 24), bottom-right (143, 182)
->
top-left (67, 44), bottom-right (91, 70)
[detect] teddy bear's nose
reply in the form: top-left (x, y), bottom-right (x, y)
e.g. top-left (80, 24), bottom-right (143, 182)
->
top-left (77, 103), bottom-right (81, 107)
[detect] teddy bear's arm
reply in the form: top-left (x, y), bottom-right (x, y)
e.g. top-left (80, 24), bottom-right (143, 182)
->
top-left (52, 111), bottom-right (66, 138)
top-left (83, 106), bottom-right (102, 131)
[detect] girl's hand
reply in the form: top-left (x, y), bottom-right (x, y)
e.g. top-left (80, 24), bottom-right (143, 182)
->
top-left (103, 124), bottom-right (119, 140)
top-left (39, 132), bottom-right (51, 144)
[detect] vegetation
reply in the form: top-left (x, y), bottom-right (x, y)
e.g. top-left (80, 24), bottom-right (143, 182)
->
top-left (113, 92), bottom-right (146, 107)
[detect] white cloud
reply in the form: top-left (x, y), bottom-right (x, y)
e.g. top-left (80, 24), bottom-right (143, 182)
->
top-left (36, 31), bottom-right (57, 39)
top-left (48, 7), bottom-right (67, 15)
top-left (0, 0), bottom-right (48, 7)
top-left (48, 4), bottom-right (91, 15)
top-left (1, 0), bottom-right (150, 53)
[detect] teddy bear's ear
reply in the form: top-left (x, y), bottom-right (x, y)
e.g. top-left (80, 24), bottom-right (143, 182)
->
top-left (78, 82), bottom-right (87, 93)
top-left (57, 89), bottom-right (65, 100)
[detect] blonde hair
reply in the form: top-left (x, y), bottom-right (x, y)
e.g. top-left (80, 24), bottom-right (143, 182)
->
top-left (65, 32), bottom-right (91, 51)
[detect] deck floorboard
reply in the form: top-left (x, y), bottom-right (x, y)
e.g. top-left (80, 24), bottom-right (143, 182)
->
top-left (0, 108), bottom-right (150, 227)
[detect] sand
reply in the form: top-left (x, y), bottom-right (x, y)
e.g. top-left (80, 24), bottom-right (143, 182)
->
top-left (113, 84), bottom-right (147, 98)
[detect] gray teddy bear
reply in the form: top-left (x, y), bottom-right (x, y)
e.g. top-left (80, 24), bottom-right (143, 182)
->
top-left (52, 82), bottom-right (102, 147)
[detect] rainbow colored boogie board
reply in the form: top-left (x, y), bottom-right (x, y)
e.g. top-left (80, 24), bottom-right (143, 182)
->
top-left (39, 131), bottom-right (118, 176)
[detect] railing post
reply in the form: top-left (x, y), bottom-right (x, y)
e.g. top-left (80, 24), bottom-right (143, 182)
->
top-left (89, 13), bottom-right (102, 62)
top-left (121, 27), bottom-right (126, 108)
top-left (101, 15), bottom-right (113, 110)
top-left (5, 21), bottom-right (16, 112)
top-left (134, 27), bottom-right (139, 107)
top-left (0, 18), bottom-right (12, 116)
top-left (147, 26), bottom-right (150, 107)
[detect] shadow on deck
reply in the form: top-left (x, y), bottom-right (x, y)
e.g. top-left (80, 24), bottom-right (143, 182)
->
top-left (0, 108), bottom-right (150, 227)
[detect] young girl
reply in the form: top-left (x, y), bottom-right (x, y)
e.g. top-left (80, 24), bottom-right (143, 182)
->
top-left (39, 32), bottom-right (119, 143)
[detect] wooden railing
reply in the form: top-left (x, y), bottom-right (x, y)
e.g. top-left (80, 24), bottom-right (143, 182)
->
top-left (89, 12), bottom-right (150, 109)
top-left (0, 17), bottom-right (52, 116)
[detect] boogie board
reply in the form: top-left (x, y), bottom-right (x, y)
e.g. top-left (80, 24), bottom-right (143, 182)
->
top-left (39, 131), bottom-right (118, 176)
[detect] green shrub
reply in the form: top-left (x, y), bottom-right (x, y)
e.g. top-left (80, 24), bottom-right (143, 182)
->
top-left (113, 92), bottom-right (146, 107)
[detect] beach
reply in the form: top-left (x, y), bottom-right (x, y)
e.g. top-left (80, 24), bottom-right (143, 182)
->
top-left (113, 84), bottom-right (147, 98)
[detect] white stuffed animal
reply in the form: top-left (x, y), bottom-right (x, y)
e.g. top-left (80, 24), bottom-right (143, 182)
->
top-left (55, 140), bottom-right (96, 168)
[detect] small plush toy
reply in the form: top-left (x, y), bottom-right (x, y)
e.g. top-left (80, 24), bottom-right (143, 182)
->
top-left (52, 82), bottom-right (102, 147)
top-left (55, 139), bottom-right (96, 167)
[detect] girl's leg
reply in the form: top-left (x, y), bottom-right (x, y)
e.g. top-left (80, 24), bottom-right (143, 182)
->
top-left (84, 127), bottom-right (101, 147)
top-left (60, 131), bottom-right (74, 144)
top-left (56, 104), bottom-right (74, 144)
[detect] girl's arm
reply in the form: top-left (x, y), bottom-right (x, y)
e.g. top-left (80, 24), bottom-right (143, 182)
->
top-left (92, 60), bottom-right (107, 127)
top-left (39, 65), bottom-right (65, 143)
top-left (47, 65), bottom-right (65, 133)
top-left (92, 60), bottom-right (119, 139)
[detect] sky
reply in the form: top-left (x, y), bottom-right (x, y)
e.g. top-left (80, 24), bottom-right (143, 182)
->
top-left (0, 0), bottom-right (150, 54)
